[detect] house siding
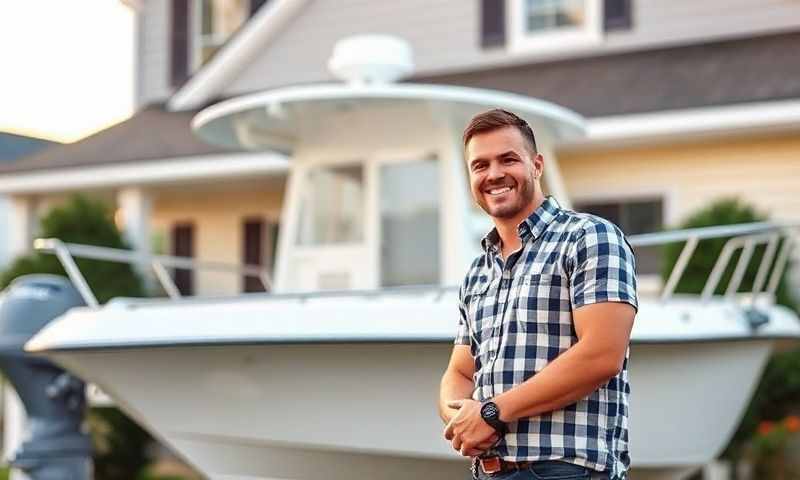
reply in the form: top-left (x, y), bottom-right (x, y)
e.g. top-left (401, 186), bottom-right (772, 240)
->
top-left (225, 0), bottom-right (800, 96)
top-left (151, 182), bottom-right (285, 296)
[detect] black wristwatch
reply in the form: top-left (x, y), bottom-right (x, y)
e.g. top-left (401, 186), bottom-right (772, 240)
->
top-left (480, 401), bottom-right (507, 434)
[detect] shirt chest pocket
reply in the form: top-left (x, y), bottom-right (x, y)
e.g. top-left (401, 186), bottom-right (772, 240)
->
top-left (463, 278), bottom-right (498, 348)
top-left (514, 273), bottom-right (574, 337)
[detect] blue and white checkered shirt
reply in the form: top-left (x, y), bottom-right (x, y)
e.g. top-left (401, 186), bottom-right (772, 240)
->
top-left (455, 196), bottom-right (638, 479)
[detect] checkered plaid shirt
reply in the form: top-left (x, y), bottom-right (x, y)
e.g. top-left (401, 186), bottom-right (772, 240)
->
top-left (455, 196), bottom-right (638, 479)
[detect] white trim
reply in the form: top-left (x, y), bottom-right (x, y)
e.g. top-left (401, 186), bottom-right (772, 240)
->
top-left (508, 0), bottom-right (602, 55)
top-left (168, 0), bottom-right (310, 112)
top-left (0, 153), bottom-right (288, 194)
top-left (573, 99), bottom-right (800, 148)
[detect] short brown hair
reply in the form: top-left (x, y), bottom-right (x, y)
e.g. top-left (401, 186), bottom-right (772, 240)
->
top-left (462, 109), bottom-right (538, 154)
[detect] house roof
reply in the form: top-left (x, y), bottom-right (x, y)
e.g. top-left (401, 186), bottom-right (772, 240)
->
top-left (0, 132), bottom-right (56, 163)
top-left (414, 31), bottom-right (800, 118)
top-left (0, 105), bottom-right (242, 174)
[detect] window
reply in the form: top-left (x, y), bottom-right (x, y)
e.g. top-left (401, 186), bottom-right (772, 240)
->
top-left (242, 218), bottom-right (277, 293)
top-left (171, 0), bottom-right (269, 84)
top-left (296, 165), bottom-right (365, 246)
top-left (379, 157), bottom-right (440, 287)
top-left (195, 0), bottom-right (249, 68)
top-left (509, 0), bottom-right (601, 53)
top-left (575, 198), bottom-right (662, 275)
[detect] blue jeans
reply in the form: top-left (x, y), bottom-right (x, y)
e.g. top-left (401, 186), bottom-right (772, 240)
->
top-left (471, 460), bottom-right (608, 480)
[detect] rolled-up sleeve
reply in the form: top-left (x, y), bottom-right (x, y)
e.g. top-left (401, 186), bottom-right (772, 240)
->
top-left (569, 219), bottom-right (639, 312)
top-left (454, 286), bottom-right (470, 346)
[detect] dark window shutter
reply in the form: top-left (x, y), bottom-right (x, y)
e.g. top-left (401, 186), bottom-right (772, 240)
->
top-left (480, 0), bottom-right (506, 49)
top-left (170, 0), bottom-right (191, 87)
top-left (171, 223), bottom-right (194, 296)
top-left (242, 219), bottom-right (266, 293)
top-left (604, 0), bottom-right (633, 31)
top-left (250, 0), bottom-right (269, 16)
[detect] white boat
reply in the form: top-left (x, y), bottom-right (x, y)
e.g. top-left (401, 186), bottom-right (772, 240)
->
top-left (25, 37), bottom-right (800, 480)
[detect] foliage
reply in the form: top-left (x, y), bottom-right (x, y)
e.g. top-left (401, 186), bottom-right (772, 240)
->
top-left (659, 197), bottom-right (800, 467)
top-left (0, 195), bottom-right (144, 302)
top-left (0, 195), bottom-right (153, 479)
top-left (746, 416), bottom-right (800, 479)
top-left (660, 197), bottom-right (795, 310)
top-left (90, 407), bottom-right (153, 480)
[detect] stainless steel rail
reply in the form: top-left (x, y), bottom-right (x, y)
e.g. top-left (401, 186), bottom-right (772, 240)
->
top-left (626, 223), bottom-right (798, 303)
top-left (33, 221), bottom-right (799, 309)
top-left (33, 238), bottom-right (273, 307)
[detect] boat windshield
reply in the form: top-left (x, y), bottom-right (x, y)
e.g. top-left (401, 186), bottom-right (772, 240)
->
top-left (296, 164), bottom-right (365, 246)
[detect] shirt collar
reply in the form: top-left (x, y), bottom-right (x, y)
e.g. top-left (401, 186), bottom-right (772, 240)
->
top-left (480, 196), bottom-right (562, 253)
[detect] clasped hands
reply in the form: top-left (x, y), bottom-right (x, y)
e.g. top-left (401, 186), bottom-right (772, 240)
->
top-left (443, 399), bottom-right (501, 457)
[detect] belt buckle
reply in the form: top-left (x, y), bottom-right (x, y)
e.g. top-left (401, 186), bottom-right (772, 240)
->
top-left (479, 457), bottom-right (502, 474)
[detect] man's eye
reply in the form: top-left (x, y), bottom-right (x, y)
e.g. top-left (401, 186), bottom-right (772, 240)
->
top-left (473, 164), bottom-right (486, 171)
top-left (503, 158), bottom-right (516, 164)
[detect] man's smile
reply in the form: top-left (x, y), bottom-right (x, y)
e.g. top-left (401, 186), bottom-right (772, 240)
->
top-left (485, 185), bottom-right (515, 197)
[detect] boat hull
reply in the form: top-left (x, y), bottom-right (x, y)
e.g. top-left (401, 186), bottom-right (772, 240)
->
top-left (43, 339), bottom-right (771, 480)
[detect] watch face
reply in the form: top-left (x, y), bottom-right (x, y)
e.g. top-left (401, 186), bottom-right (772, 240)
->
top-left (482, 402), bottom-right (499, 420)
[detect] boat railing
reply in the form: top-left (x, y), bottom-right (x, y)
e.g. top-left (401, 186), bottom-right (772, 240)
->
top-left (32, 238), bottom-right (273, 308)
top-left (627, 221), bottom-right (798, 303)
top-left (33, 221), bottom-right (798, 309)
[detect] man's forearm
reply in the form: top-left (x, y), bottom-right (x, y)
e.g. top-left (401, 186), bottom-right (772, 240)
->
top-left (439, 369), bottom-right (474, 424)
top-left (493, 340), bottom-right (621, 422)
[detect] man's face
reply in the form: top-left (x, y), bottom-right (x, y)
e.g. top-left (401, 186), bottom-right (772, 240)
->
top-left (465, 126), bottom-right (541, 220)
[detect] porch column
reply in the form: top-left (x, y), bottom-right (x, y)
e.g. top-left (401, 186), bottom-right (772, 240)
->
top-left (116, 187), bottom-right (153, 290)
top-left (7, 196), bottom-right (38, 261)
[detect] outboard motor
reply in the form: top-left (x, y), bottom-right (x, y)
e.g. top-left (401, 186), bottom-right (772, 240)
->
top-left (0, 275), bottom-right (92, 479)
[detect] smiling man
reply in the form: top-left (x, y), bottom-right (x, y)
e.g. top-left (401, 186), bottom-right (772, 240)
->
top-left (438, 109), bottom-right (638, 480)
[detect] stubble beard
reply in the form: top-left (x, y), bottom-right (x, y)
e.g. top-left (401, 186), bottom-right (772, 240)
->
top-left (477, 173), bottom-right (537, 219)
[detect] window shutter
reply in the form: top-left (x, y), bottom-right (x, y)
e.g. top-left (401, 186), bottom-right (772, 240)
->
top-left (170, 0), bottom-right (191, 87)
top-left (242, 219), bottom-right (266, 293)
top-left (604, 0), bottom-right (633, 31)
top-left (480, 0), bottom-right (506, 49)
top-left (250, 0), bottom-right (269, 16)
top-left (171, 223), bottom-right (194, 296)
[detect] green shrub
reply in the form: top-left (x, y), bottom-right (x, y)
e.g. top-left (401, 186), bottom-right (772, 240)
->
top-left (0, 195), bottom-right (144, 302)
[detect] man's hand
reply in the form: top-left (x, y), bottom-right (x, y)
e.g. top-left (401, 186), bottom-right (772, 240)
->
top-left (444, 399), bottom-right (500, 457)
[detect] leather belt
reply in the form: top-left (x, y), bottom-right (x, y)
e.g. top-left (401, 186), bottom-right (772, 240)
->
top-left (478, 456), bottom-right (533, 475)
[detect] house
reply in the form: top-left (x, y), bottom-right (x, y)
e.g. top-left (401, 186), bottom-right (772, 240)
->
top-left (0, 132), bottom-right (57, 267)
top-left (1, 0), bottom-right (798, 296)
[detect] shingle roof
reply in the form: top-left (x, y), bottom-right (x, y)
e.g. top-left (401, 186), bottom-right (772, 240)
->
top-left (415, 31), bottom-right (800, 118)
top-left (0, 132), bottom-right (56, 163)
top-left (0, 105), bottom-right (242, 174)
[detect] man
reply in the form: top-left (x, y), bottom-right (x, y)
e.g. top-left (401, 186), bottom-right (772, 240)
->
top-left (439, 109), bottom-right (638, 480)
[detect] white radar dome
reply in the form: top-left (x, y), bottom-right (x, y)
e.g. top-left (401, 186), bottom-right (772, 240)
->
top-left (328, 35), bottom-right (414, 84)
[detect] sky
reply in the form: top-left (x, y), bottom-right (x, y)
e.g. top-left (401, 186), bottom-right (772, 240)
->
top-left (0, 1), bottom-right (134, 143)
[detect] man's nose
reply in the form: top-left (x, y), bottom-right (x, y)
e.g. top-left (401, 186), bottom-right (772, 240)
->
top-left (486, 162), bottom-right (505, 181)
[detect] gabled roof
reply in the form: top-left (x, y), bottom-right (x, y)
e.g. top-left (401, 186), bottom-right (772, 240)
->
top-left (415, 31), bottom-right (800, 118)
top-left (0, 105), bottom-right (241, 174)
top-left (168, 0), bottom-right (310, 111)
top-left (0, 132), bottom-right (56, 163)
